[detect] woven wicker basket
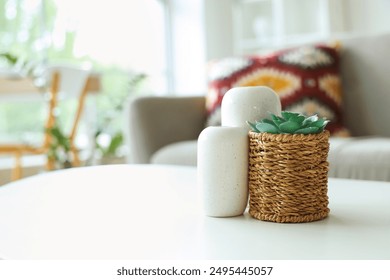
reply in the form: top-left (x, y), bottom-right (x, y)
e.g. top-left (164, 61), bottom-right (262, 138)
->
top-left (248, 130), bottom-right (330, 223)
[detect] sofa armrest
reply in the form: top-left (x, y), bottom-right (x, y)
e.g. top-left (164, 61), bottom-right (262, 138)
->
top-left (124, 95), bottom-right (207, 163)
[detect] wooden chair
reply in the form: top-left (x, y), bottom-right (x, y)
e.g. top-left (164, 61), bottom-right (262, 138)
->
top-left (0, 65), bottom-right (92, 181)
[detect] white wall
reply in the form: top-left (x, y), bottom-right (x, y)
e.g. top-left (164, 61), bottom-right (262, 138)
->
top-left (202, 0), bottom-right (390, 58)
top-left (168, 0), bottom-right (390, 95)
top-left (342, 0), bottom-right (390, 35)
top-left (169, 0), bottom-right (207, 95)
top-left (167, 0), bottom-right (235, 95)
top-left (204, 0), bottom-right (235, 60)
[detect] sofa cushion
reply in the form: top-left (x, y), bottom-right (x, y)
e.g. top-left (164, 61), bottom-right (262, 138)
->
top-left (151, 138), bottom-right (390, 182)
top-left (339, 33), bottom-right (390, 137)
top-left (206, 44), bottom-right (350, 136)
top-left (151, 140), bottom-right (198, 166)
top-left (328, 137), bottom-right (390, 181)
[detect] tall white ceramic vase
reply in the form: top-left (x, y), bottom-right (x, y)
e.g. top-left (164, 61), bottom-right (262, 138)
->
top-left (198, 86), bottom-right (281, 217)
top-left (198, 126), bottom-right (248, 217)
top-left (221, 86), bottom-right (281, 129)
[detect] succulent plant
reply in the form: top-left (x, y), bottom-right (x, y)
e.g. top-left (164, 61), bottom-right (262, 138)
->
top-left (247, 111), bottom-right (329, 135)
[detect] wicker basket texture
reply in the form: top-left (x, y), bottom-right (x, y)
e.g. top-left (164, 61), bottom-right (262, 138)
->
top-left (248, 130), bottom-right (330, 223)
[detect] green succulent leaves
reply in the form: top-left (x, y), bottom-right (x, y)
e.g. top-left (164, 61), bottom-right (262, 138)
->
top-left (247, 111), bottom-right (329, 135)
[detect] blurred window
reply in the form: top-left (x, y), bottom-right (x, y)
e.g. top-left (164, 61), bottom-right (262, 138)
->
top-left (0, 0), bottom-right (167, 146)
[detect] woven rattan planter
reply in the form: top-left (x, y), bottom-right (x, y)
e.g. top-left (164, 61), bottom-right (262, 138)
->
top-left (248, 130), bottom-right (330, 223)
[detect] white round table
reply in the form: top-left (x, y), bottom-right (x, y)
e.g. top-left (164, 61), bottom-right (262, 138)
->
top-left (0, 164), bottom-right (389, 260)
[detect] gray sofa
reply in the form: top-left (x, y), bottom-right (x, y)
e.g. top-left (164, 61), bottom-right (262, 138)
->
top-left (125, 32), bottom-right (390, 181)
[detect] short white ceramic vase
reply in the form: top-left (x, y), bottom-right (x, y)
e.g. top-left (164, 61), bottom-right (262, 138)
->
top-left (198, 126), bottom-right (249, 217)
top-left (221, 86), bottom-right (281, 129)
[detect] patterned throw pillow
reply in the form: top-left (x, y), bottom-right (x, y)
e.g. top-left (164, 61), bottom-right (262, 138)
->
top-left (206, 44), bottom-right (350, 136)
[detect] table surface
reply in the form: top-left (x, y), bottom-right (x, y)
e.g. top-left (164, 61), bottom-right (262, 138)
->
top-left (0, 164), bottom-right (389, 260)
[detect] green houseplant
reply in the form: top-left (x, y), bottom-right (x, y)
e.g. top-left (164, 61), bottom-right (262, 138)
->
top-left (247, 111), bottom-right (330, 223)
top-left (46, 124), bottom-right (72, 169)
top-left (247, 111), bottom-right (329, 134)
top-left (89, 72), bottom-right (147, 165)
